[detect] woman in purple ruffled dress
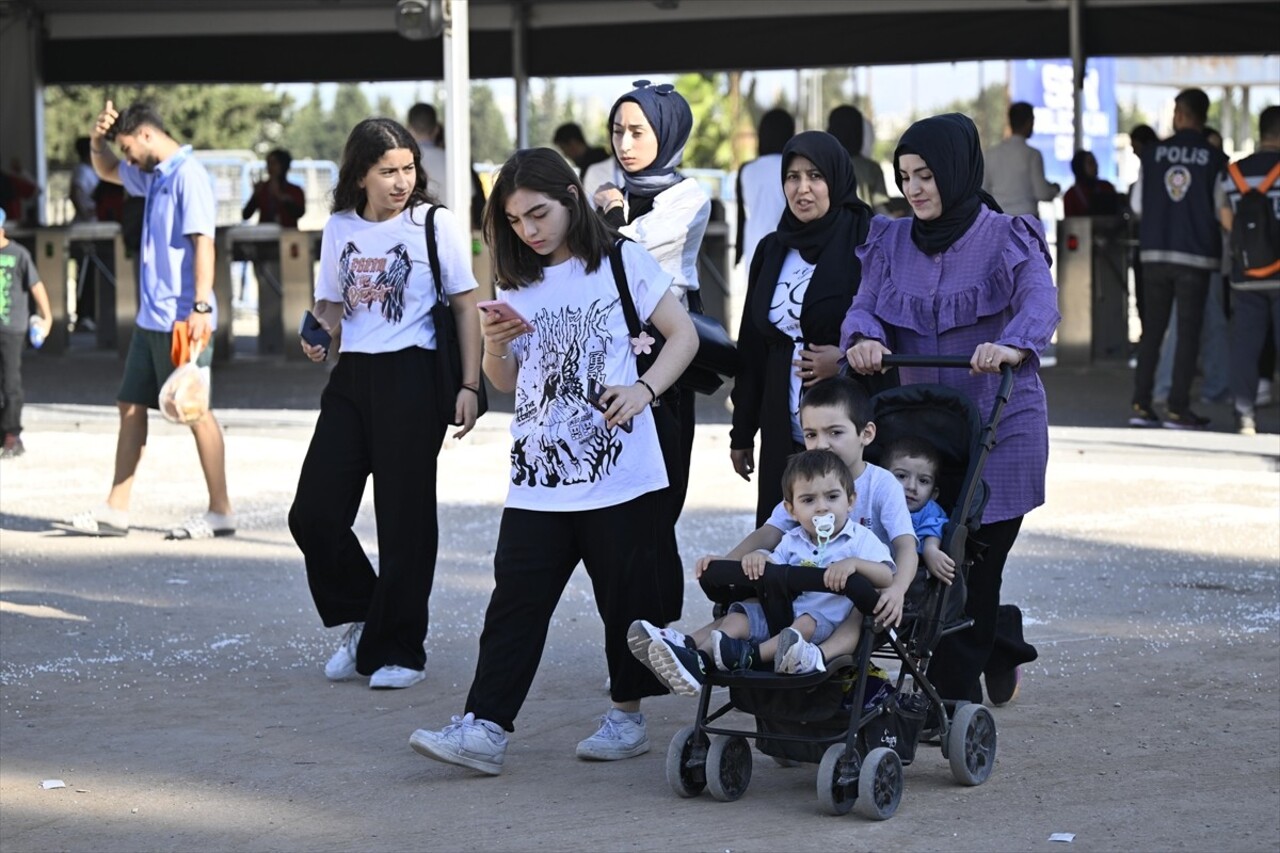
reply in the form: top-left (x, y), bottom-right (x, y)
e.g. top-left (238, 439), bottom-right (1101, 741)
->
top-left (843, 113), bottom-right (1061, 709)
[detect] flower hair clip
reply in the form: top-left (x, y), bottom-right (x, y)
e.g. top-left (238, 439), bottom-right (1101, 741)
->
top-left (631, 331), bottom-right (656, 356)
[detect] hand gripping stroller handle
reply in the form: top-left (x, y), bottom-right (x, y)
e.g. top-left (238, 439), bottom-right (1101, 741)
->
top-left (698, 559), bottom-right (881, 632)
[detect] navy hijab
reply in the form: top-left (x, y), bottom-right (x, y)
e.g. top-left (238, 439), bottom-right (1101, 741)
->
top-left (894, 112), bottom-right (1003, 255)
top-left (607, 81), bottom-right (693, 200)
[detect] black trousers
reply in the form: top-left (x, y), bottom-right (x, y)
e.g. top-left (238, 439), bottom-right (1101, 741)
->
top-left (288, 348), bottom-right (447, 674)
top-left (928, 516), bottom-right (1037, 704)
top-left (0, 331), bottom-right (25, 436)
top-left (1132, 262), bottom-right (1211, 413)
top-left (466, 491), bottom-right (676, 732)
top-left (1229, 288), bottom-right (1280, 415)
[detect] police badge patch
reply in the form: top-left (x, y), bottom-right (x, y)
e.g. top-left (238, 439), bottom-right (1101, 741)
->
top-left (1164, 165), bottom-right (1191, 202)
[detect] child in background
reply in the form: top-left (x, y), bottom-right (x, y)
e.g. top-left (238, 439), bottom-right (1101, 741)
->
top-left (631, 449), bottom-right (895, 695)
top-left (0, 208), bottom-right (53, 459)
top-left (884, 435), bottom-right (957, 585)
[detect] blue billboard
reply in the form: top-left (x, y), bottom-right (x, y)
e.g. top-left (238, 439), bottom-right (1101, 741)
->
top-left (1010, 58), bottom-right (1117, 188)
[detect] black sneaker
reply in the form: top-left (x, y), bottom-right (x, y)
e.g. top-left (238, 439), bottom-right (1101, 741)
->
top-left (1235, 411), bottom-right (1258, 436)
top-left (1163, 409), bottom-right (1211, 430)
top-left (1128, 403), bottom-right (1160, 428)
top-left (645, 638), bottom-right (709, 697)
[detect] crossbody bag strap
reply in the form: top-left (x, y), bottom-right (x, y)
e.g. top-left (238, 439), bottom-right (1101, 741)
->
top-left (609, 238), bottom-right (643, 339)
top-left (424, 204), bottom-right (445, 303)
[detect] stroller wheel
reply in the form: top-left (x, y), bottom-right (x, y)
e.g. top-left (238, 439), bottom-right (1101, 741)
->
top-left (947, 703), bottom-right (997, 786)
top-left (854, 747), bottom-right (904, 820)
top-left (816, 743), bottom-right (859, 815)
top-left (706, 736), bottom-right (753, 802)
top-left (666, 725), bottom-right (709, 798)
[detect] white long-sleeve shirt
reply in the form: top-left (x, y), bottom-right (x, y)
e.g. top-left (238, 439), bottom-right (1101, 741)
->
top-left (982, 135), bottom-right (1059, 216)
top-left (621, 177), bottom-right (711, 294)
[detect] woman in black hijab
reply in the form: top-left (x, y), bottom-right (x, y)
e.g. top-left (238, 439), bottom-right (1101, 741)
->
top-left (728, 130), bottom-right (873, 526)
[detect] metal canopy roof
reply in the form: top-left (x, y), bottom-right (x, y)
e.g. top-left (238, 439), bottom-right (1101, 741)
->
top-left (9, 0), bottom-right (1280, 85)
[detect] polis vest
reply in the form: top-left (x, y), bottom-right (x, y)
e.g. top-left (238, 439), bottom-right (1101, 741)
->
top-left (1138, 129), bottom-right (1228, 270)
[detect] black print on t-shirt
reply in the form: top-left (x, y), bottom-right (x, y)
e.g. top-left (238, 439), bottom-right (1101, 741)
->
top-left (510, 298), bottom-right (623, 489)
top-left (338, 240), bottom-right (412, 323)
top-left (770, 264), bottom-right (811, 336)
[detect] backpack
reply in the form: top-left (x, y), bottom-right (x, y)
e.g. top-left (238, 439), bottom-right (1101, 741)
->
top-left (1227, 160), bottom-right (1280, 289)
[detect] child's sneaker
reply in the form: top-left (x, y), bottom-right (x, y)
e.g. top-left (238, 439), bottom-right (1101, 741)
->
top-left (645, 638), bottom-right (709, 696)
top-left (575, 708), bottom-right (649, 761)
top-left (775, 626), bottom-right (826, 675)
top-left (626, 619), bottom-right (690, 662)
top-left (409, 713), bottom-right (508, 775)
top-left (710, 630), bottom-right (762, 672)
top-left (324, 622), bottom-right (363, 680)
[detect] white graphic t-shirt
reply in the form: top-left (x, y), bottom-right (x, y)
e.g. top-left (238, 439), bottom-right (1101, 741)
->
top-left (766, 462), bottom-right (916, 549)
top-left (767, 249), bottom-right (814, 443)
top-left (499, 241), bottom-right (674, 512)
top-left (314, 203), bottom-right (477, 354)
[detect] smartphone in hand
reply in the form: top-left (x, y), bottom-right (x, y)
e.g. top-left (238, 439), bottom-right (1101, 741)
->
top-left (477, 299), bottom-right (533, 331)
top-left (587, 377), bottom-right (632, 433)
top-left (299, 310), bottom-right (332, 358)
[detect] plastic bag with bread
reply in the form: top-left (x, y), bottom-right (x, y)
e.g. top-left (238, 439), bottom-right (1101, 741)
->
top-left (159, 340), bottom-right (210, 424)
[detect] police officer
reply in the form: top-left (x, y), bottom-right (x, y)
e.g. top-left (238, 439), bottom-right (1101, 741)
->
top-left (1128, 88), bottom-right (1228, 430)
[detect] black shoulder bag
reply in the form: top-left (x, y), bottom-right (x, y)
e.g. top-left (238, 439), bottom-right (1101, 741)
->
top-left (425, 205), bottom-right (488, 425)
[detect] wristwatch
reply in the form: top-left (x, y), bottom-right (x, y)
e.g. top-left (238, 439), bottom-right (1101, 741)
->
top-left (192, 301), bottom-right (213, 314)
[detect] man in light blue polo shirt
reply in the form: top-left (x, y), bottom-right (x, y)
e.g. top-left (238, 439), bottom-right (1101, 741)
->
top-left (61, 100), bottom-right (236, 541)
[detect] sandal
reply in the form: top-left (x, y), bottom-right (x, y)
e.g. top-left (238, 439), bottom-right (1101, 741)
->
top-left (166, 512), bottom-right (237, 541)
top-left (54, 507), bottom-right (129, 538)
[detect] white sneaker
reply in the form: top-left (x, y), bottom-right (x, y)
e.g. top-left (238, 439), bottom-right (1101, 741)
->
top-left (410, 713), bottom-right (508, 775)
top-left (324, 623), bottom-right (362, 680)
top-left (775, 626), bottom-right (826, 675)
top-left (575, 708), bottom-right (649, 761)
top-left (626, 619), bottom-right (688, 662)
top-left (370, 664), bottom-right (426, 689)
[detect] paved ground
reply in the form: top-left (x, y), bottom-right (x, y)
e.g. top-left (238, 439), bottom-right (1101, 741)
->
top-left (1, 342), bottom-right (1278, 852)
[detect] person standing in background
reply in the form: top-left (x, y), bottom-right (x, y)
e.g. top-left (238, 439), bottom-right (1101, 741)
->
top-left (1220, 105), bottom-right (1280, 435)
top-left (553, 122), bottom-right (612, 184)
top-left (827, 104), bottom-right (890, 213)
top-left (408, 102), bottom-right (448, 202)
top-left (1127, 88), bottom-right (1228, 430)
top-left (983, 102), bottom-right (1060, 217)
top-left (0, 208), bottom-right (53, 459)
top-left (735, 108), bottom-right (794, 274)
top-left (71, 136), bottom-right (102, 333)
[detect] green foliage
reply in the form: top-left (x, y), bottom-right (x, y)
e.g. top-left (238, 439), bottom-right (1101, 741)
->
top-left (470, 83), bottom-right (512, 164)
top-left (676, 72), bottom-right (731, 170)
top-left (44, 84), bottom-right (290, 166)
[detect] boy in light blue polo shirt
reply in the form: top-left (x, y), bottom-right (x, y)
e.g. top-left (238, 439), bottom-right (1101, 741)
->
top-left (60, 101), bottom-right (236, 542)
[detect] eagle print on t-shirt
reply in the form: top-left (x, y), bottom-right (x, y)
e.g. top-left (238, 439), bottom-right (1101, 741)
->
top-left (510, 298), bottom-right (624, 489)
top-left (338, 241), bottom-right (413, 323)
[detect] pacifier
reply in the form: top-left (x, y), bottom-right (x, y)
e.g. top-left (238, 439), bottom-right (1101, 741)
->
top-left (813, 513), bottom-right (836, 562)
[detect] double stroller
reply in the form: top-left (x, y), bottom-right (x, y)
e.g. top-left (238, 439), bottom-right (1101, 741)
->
top-left (666, 356), bottom-right (1014, 819)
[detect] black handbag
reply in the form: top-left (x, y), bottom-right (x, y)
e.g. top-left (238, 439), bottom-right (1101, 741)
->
top-left (425, 205), bottom-right (488, 425)
top-left (607, 239), bottom-right (738, 395)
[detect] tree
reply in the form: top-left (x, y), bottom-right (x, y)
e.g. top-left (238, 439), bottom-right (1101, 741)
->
top-left (470, 82), bottom-right (512, 164)
top-left (677, 72), bottom-right (732, 171)
top-left (43, 84), bottom-right (289, 166)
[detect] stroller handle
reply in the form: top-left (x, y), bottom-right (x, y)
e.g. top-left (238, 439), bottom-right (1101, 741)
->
top-left (880, 353), bottom-right (1014, 379)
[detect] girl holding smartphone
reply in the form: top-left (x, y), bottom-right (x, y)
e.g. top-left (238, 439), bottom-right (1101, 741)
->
top-left (409, 148), bottom-right (696, 775)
